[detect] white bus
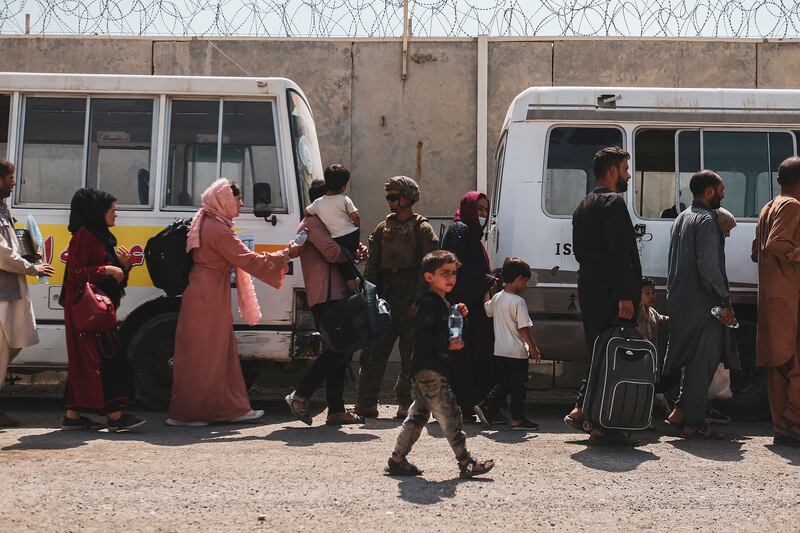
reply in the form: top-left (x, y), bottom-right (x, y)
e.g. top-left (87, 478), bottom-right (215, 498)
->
top-left (489, 86), bottom-right (798, 417)
top-left (3, 72), bottom-right (323, 409)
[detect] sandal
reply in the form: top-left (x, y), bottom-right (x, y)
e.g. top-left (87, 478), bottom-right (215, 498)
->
top-left (285, 392), bottom-right (312, 426)
top-left (326, 409), bottom-right (365, 425)
top-left (680, 426), bottom-right (727, 440)
top-left (458, 455), bottom-right (495, 479)
top-left (385, 457), bottom-right (423, 476)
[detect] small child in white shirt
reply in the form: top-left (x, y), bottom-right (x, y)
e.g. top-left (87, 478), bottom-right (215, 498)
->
top-left (304, 164), bottom-right (360, 289)
top-left (474, 257), bottom-right (542, 431)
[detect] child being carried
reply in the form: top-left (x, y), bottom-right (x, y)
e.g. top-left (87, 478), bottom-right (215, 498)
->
top-left (304, 164), bottom-right (360, 290)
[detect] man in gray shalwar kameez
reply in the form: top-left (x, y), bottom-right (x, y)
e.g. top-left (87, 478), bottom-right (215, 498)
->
top-left (664, 170), bottom-right (739, 438)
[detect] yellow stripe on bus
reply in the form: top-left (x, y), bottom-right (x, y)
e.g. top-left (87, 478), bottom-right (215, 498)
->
top-left (21, 223), bottom-right (285, 287)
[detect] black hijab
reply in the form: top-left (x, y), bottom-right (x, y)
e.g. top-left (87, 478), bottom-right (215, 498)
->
top-left (61, 188), bottom-right (126, 307)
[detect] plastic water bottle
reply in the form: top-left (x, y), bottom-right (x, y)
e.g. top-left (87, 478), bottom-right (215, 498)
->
top-left (292, 228), bottom-right (309, 246)
top-left (711, 306), bottom-right (740, 329)
top-left (449, 305), bottom-right (463, 340)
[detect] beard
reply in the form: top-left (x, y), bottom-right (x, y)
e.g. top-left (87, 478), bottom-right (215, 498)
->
top-left (710, 193), bottom-right (722, 210)
top-left (615, 175), bottom-right (629, 193)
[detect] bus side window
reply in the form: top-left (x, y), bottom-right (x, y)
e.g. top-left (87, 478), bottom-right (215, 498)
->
top-left (673, 130), bottom-right (795, 219)
top-left (86, 98), bottom-right (156, 207)
top-left (543, 126), bottom-right (623, 217)
top-left (17, 97), bottom-right (86, 205)
top-left (221, 101), bottom-right (284, 212)
top-left (165, 99), bottom-right (285, 212)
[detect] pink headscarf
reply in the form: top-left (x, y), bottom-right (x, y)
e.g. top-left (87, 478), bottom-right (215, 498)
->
top-left (186, 179), bottom-right (262, 326)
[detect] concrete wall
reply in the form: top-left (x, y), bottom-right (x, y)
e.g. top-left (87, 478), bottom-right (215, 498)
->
top-left (1, 35), bottom-right (799, 232)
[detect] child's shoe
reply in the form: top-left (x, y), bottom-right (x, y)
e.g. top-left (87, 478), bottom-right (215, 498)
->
top-left (385, 456), bottom-right (423, 476)
top-left (458, 455), bottom-right (495, 478)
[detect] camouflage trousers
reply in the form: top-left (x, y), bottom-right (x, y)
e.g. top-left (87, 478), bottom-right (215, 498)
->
top-left (356, 289), bottom-right (416, 409)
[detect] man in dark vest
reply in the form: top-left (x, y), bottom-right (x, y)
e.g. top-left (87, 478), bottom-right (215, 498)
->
top-left (564, 147), bottom-right (642, 446)
top-left (355, 176), bottom-right (439, 419)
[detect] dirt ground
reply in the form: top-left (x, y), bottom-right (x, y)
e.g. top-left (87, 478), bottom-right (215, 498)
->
top-left (1, 398), bottom-right (798, 532)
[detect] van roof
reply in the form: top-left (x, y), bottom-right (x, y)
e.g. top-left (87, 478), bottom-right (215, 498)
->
top-left (506, 86), bottom-right (800, 127)
top-left (0, 72), bottom-right (304, 98)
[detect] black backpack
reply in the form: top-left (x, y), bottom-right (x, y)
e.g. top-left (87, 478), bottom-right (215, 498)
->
top-left (145, 218), bottom-right (193, 296)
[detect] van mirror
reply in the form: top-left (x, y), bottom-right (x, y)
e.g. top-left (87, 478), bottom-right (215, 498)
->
top-left (253, 182), bottom-right (272, 218)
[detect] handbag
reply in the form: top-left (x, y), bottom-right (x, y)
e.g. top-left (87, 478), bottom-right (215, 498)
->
top-left (72, 281), bottom-right (117, 333)
top-left (319, 254), bottom-right (392, 353)
top-left (707, 363), bottom-right (733, 400)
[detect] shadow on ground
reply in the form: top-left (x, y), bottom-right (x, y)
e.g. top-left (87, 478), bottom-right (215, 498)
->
top-left (393, 476), bottom-right (493, 505)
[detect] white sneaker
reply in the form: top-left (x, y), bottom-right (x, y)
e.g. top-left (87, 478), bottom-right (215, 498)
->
top-left (166, 418), bottom-right (209, 427)
top-left (228, 409), bottom-right (264, 423)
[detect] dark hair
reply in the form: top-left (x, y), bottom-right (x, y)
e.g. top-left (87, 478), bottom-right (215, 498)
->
top-left (502, 257), bottom-right (531, 283)
top-left (308, 178), bottom-right (327, 203)
top-left (778, 157), bottom-right (800, 188)
top-left (324, 164), bottom-right (350, 191)
top-left (592, 146), bottom-right (629, 180)
top-left (422, 249), bottom-right (460, 274)
top-left (689, 170), bottom-right (721, 198)
top-left (641, 277), bottom-right (655, 289)
top-left (0, 159), bottom-right (14, 179)
top-left (229, 181), bottom-right (241, 197)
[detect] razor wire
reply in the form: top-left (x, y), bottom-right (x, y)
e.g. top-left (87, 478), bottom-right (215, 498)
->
top-left (0, 0), bottom-right (799, 37)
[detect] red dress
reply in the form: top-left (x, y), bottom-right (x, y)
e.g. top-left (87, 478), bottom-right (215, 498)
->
top-left (63, 228), bottom-right (133, 413)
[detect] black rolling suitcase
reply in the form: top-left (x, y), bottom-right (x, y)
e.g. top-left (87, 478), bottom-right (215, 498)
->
top-left (582, 323), bottom-right (657, 432)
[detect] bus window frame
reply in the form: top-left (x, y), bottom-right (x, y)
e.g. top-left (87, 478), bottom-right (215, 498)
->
top-left (12, 93), bottom-right (160, 211)
top-left (491, 128), bottom-right (508, 222)
top-left (541, 123), bottom-right (626, 220)
top-left (160, 95), bottom-right (287, 215)
top-left (636, 126), bottom-right (799, 223)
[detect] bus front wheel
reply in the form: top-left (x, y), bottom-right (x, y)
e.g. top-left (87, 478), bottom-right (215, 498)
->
top-left (128, 312), bottom-right (179, 411)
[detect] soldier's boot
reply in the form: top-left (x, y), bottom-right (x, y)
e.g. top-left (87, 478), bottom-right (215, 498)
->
top-left (355, 359), bottom-right (380, 418)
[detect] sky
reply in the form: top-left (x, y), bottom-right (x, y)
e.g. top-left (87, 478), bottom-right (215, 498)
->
top-left (0, 0), bottom-right (797, 38)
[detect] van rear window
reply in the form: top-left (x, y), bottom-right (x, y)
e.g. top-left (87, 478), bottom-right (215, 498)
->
top-left (543, 127), bottom-right (623, 216)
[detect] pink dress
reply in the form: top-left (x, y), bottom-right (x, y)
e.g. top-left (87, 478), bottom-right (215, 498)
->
top-left (169, 218), bottom-right (289, 422)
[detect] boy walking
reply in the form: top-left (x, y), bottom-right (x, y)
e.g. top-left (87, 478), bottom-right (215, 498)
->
top-left (474, 257), bottom-right (542, 430)
top-left (385, 250), bottom-right (495, 478)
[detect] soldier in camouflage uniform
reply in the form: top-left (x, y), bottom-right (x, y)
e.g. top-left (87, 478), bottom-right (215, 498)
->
top-left (355, 176), bottom-right (439, 419)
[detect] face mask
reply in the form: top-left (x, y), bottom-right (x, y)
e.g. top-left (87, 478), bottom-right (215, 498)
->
top-left (478, 216), bottom-right (487, 227)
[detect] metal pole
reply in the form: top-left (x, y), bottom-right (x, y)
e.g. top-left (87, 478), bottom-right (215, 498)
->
top-left (25, 14), bottom-right (30, 34)
top-left (402, 0), bottom-right (409, 80)
top-left (476, 34), bottom-right (488, 193)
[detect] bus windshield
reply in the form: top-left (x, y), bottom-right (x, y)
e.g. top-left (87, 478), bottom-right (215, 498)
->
top-left (287, 90), bottom-right (323, 210)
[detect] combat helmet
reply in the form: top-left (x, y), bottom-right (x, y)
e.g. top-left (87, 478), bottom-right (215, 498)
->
top-left (384, 176), bottom-right (420, 203)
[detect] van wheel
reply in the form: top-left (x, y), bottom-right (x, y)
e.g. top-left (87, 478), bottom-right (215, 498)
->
top-left (129, 312), bottom-right (179, 411)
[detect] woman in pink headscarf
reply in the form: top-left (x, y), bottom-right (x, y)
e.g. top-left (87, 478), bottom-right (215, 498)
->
top-left (167, 179), bottom-right (302, 426)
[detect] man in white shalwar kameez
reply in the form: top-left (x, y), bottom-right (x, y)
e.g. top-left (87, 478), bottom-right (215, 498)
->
top-left (0, 160), bottom-right (53, 426)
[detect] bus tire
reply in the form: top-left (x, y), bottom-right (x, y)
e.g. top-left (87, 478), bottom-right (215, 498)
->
top-left (128, 311), bottom-right (179, 411)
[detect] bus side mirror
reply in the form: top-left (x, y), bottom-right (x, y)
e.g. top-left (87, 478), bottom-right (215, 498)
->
top-left (253, 183), bottom-right (276, 225)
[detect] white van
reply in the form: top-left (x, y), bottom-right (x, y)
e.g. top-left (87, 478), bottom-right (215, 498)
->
top-left (489, 86), bottom-right (796, 415)
top-left (3, 72), bottom-right (323, 409)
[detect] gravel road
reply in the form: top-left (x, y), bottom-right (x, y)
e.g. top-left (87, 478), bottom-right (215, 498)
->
top-left (1, 399), bottom-right (798, 532)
